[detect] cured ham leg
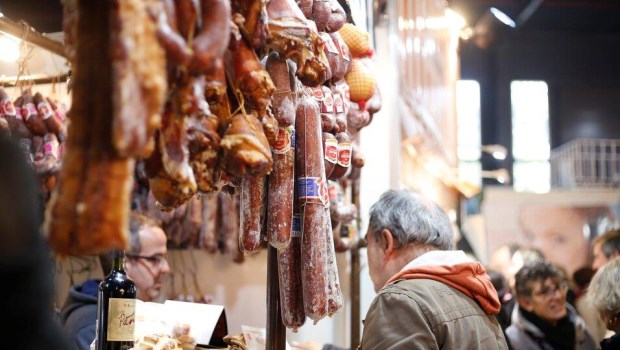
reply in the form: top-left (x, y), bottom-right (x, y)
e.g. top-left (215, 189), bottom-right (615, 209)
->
top-left (45, 0), bottom-right (166, 256)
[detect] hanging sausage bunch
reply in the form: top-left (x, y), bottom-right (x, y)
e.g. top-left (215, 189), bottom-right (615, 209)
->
top-left (45, 0), bottom-right (381, 329)
top-left (0, 87), bottom-right (68, 199)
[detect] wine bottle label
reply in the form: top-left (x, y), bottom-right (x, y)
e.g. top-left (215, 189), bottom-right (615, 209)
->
top-left (107, 298), bottom-right (136, 341)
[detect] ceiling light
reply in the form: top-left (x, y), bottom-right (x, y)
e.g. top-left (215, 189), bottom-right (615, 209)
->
top-left (490, 7), bottom-right (516, 28)
top-left (0, 35), bottom-right (19, 63)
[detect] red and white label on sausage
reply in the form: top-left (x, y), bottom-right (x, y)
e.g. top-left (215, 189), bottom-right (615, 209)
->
top-left (337, 141), bottom-right (352, 167)
top-left (37, 102), bottom-right (53, 120)
top-left (328, 181), bottom-right (339, 202)
top-left (311, 86), bottom-right (324, 102)
top-left (321, 86), bottom-right (334, 114)
top-left (14, 107), bottom-right (22, 120)
top-left (324, 137), bottom-right (338, 164)
top-left (272, 127), bottom-right (293, 154)
top-left (336, 36), bottom-right (351, 61)
top-left (297, 177), bottom-right (329, 206)
top-left (1, 98), bottom-right (16, 117)
top-left (54, 109), bottom-right (66, 122)
top-left (23, 103), bottom-right (37, 121)
top-left (321, 32), bottom-right (340, 55)
top-left (44, 134), bottom-right (60, 159)
top-left (334, 83), bottom-right (350, 115)
top-left (333, 92), bottom-right (345, 114)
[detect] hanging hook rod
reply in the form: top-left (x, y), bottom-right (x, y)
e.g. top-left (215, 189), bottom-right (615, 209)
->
top-left (0, 15), bottom-right (66, 59)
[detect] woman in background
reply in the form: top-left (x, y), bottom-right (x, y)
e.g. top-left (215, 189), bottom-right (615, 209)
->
top-left (587, 257), bottom-right (620, 350)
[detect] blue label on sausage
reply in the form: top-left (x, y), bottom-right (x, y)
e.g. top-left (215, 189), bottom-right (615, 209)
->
top-left (292, 214), bottom-right (301, 238)
top-left (297, 177), bottom-right (328, 205)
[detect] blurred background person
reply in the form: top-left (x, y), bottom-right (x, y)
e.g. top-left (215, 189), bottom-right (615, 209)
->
top-left (586, 257), bottom-right (620, 350)
top-left (60, 212), bottom-right (170, 350)
top-left (488, 269), bottom-right (514, 349)
top-left (506, 261), bottom-right (596, 350)
top-left (592, 229), bottom-right (620, 271)
top-left (572, 266), bottom-right (607, 344)
top-left (489, 244), bottom-right (545, 291)
top-left (0, 137), bottom-right (70, 349)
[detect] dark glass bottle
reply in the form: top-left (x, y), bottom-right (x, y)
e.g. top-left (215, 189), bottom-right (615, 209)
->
top-left (95, 250), bottom-right (137, 350)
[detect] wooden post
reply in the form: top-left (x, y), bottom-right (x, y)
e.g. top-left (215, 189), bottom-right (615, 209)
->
top-left (350, 241), bottom-right (361, 348)
top-left (266, 246), bottom-right (286, 349)
top-left (350, 172), bottom-right (363, 348)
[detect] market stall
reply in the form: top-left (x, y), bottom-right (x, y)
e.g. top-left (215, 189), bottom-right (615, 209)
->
top-left (0, 0), bottom-right (382, 348)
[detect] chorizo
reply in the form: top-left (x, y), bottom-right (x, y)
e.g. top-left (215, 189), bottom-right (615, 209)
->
top-left (325, 0), bottom-right (346, 33)
top-left (277, 213), bottom-right (306, 331)
top-left (239, 174), bottom-right (266, 255)
top-left (22, 90), bottom-right (48, 136)
top-left (34, 93), bottom-right (64, 142)
top-left (331, 85), bottom-right (347, 133)
top-left (11, 96), bottom-right (33, 139)
top-left (329, 32), bottom-right (350, 82)
top-left (199, 194), bottom-right (218, 253)
top-left (266, 127), bottom-right (295, 249)
top-left (322, 132), bottom-right (337, 178)
top-left (324, 206), bottom-right (343, 316)
top-left (328, 132), bottom-right (352, 179)
top-left (189, 0), bottom-right (231, 74)
top-left (295, 92), bottom-right (329, 323)
top-left (265, 52), bottom-right (296, 127)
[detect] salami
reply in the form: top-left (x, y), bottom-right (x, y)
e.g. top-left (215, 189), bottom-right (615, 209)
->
top-left (276, 213), bottom-right (306, 331)
top-left (218, 192), bottom-right (244, 263)
top-left (322, 132), bottom-right (337, 178)
top-left (325, 206), bottom-right (343, 316)
top-left (328, 132), bottom-right (351, 179)
top-left (266, 127), bottom-right (295, 249)
top-left (199, 195), bottom-right (218, 253)
top-left (34, 92), bottom-right (64, 142)
top-left (331, 85), bottom-right (347, 133)
top-left (265, 52), bottom-right (296, 127)
top-left (295, 91), bottom-right (329, 323)
top-left (22, 90), bottom-right (48, 136)
top-left (10, 96), bottom-right (33, 139)
top-left (239, 174), bottom-right (267, 255)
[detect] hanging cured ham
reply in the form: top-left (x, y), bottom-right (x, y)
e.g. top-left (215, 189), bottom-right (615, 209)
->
top-left (45, 0), bottom-right (166, 256)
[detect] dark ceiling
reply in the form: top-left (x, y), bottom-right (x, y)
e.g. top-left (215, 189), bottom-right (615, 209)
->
top-left (2, 0), bottom-right (620, 36)
top-left (0, 0), bottom-right (63, 34)
top-left (447, 0), bottom-right (620, 35)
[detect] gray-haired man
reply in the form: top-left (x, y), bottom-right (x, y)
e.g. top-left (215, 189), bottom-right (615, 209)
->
top-left (361, 189), bottom-right (508, 349)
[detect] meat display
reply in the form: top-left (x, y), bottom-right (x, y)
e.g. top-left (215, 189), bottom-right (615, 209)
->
top-left (42, 0), bottom-right (381, 331)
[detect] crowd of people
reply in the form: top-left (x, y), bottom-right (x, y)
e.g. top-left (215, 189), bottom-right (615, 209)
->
top-left (294, 190), bottom-right (619, 350)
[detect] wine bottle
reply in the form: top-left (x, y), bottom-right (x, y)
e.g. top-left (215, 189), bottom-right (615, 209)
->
top-left (95, 250), bottom-right (137, 350)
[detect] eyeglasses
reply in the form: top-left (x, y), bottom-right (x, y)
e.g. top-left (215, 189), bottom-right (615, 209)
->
top-left (532, 283), bottom-right (568, 299)
top-left (127, 254), bottom-right (168, 268)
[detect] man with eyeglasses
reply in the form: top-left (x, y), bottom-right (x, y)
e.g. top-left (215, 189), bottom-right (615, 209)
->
top-left (125, 213), bottom-right (171, 302)
top-left (60, 212), bottom-right (170, 350)
top-left (506, 261), bottom-right (597, 350)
